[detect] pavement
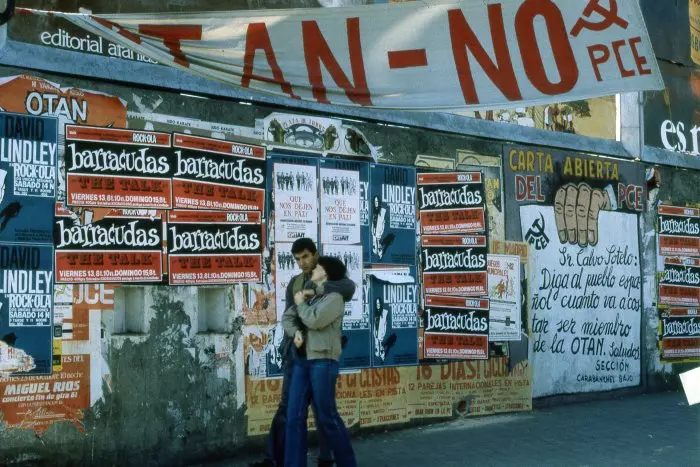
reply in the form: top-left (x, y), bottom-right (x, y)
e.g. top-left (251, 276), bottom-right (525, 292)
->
top-left (196, 391), bottom-right (700, 467)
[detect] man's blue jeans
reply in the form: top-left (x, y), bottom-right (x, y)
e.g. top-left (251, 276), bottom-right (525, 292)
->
top-left (285, 358), bottom-right (356, 467)
top-left (265, 361), bottom-right (332, 466)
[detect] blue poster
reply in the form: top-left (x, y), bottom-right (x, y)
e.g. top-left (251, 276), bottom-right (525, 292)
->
top-left (0, 243), bottom-right (54, 376)
top-left (319, 157), bottom-right (370, 263)
top-left (0, 112), bottom-right (58, 244)
top-left (369, 266), bottom-right (419, 367)
top-left (368, 164), bottom-right (417, 264)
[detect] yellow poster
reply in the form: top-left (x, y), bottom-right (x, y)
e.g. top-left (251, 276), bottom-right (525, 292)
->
top-left (404, 366), bottom-right (452, 419)
top-left (358, 368), bottom-right (408, 427)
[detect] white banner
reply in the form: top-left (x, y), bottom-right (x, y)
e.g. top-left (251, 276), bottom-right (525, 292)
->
top-left (520, 206), bottom-right (641, 398)
top-left (20, 0), bottom-right (663, 110)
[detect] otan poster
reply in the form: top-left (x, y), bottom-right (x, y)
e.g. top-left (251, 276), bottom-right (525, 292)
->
top-left (369, 164), bottom-right (416, 264)
top-left (171, 133), bottom-right (266, 211)
top-left (423, 295), bottom-right (490, 360)
top-left (64, 125), bottom-right (174, 209)
top-left (421, 235), bottom-right (488, 296)
top-left (487, 254), bottom-right (522, 341)
top-left (0, 112), bottom-right (58, 244)
top-left (0, 243), bottom-right (54, 376)
top-left (54, 204), bottom-right (164, 283)
top-left (658, 205), bottom-right (700, 257)
top-left (322, 244), bottom-right (363, 321)
top-left (319, 158), bottom-right (370, 263)
top-left (319, 167), bottom-right (360, 245)
top-left (416, 171), bottom-right (485, 234)
top-left (273, 162), bottom-right (318, 243)
top-left (659, 308), bottom-right (700, 361)
top-left (274, 242), bottom-right (297, 321)
top-left (520, 205), bottom-right (641, 397)
top-left (369, 268), bottom-right (419, 367)
top-left (658, 257), bottom-right (700, 307)
top-left (167, 210), bottom-right (263, 285)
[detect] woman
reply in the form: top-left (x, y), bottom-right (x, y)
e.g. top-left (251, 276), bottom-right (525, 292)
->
top-left (282, 256), bottom-right (357, 467)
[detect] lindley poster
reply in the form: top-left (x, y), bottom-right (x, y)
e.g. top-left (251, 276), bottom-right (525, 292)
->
top-left (64, 125), bottom-right (174, 209)
top-left (0, 113), bottom-right (58, 245)
top-left (167, 210), bottom-right (263, 285)
top-left (319, 167), bottom-right (361, 245)
top-left (0, 243), bottom-right (54, 376)
top-left (420, 235), bottom-right (488, 296)
top-left (423, 295), bottom-right (490, 360)
top-left (369, 164), bottom-right (416, 264)
top-left (54, 204), bottom-right (164, 283)
top-left (172, 133), bottom-right (266, 212)
top-left (416, 171), bottom-right (485, 234)
top-left (369, 268), bottom-right (419, 368)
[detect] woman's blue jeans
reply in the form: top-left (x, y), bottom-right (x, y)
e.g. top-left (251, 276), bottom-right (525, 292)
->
top-left (285, 358), bottom-right (356, 467)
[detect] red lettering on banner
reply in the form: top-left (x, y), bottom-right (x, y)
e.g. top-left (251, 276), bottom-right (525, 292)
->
top-left (612, 39), bottom-right (635, 78)
top-left (587, 45), bottom-right (610, 81)
top-left (570, 0), bottom-right (629, 37)
top-left (515, 0), bottom-right (578, 95)
top-left (242, 23), bottom-right (300, 99)
top-left (629, 37), bottom-right (652, 76)
top-left (302, 18), bottom-right (372, 106)
top-left (448, 5), bottom-right (522, 104)
top-left (388, 49), bottom-right (428, 69)
top-left (138, 24), bottom-right (202, 67)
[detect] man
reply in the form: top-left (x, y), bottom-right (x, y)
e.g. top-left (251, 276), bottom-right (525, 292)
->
top-left (254, 238), bottom-right (354, 467)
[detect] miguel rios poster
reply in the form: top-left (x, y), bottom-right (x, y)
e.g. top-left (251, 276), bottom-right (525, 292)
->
top-left (319, 167), bottom-right (361, 245)
top-left (273, 161), bottom-right (318, 243)
top-left (659, 308), bottom-right (700, 361)
top-left (487, 254), bottom-right (522, 341)
top-left (369, 267), bottom-right (419, 368)
top-left (423, 295), bottom-right (489, 360)
top-left (64, 125), bottom-right (174, 210)
top-left (416, 171), bottom-right (485, 234)
top-left (54, 204), bottom-right (164, 283)
top-left (0, 112), bottom-right (58, 244)
top-left (0, 243), bottom-right (54, 376)
top-left (172, 133), bottom-right (266, 211)
top-left (319, 158), bottom-right (370, 263)
top-left (369, 164), bottom-right (416, 264)
top-left (658, 205), bottom-right (700, 257)
top-left (421, 235), bottom-right (488, 296)
top-left (167, 210), bottom-right (263, 285)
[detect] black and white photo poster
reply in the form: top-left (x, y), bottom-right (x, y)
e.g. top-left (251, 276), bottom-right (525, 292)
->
top-left (273, 162), bottom-right (318, 243)
top-left (322, 244), bottom-right (363, 320)
top-left (320, 168), bottom-right (360, 245)
top-left (274, 242), bottom-right (297, 321)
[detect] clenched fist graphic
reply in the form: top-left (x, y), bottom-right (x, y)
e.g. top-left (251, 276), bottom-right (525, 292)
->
top-left (553, 183), bottom-right (611, 247)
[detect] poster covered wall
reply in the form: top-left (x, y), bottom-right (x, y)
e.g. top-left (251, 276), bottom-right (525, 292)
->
top-left (506, 145), bottom-right (645, 397)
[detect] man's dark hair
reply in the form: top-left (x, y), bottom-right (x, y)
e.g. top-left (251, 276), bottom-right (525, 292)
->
top-left (291, 237), bottom-right (317, 255)
top-left (317, 256), bottom-right (347, 281)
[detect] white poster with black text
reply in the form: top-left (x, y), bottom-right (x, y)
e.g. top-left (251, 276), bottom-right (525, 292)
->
top-left (320, 168), bottom-right (361, 245)
top-left (274, 163), bottom-right (318, 243)
top-left (520, 206), bottom-right (641, 397)
top-left (487, 254), bottom-right (521, 342)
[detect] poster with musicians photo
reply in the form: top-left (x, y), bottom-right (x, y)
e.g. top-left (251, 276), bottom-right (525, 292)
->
top-left (319, 158), bottom-right (370, 262)
top-left (54, 203), bottom-right (165, 283)
top-left (274, 242), bottom-right (297, 322)
top-left (171, 133), bottom-right (266, 212)
top-left (64, 125), bottom-right (174, 210)
top-left (505, 145), bottom-right (645, 397)
top-left (369, 266), bottom-right (419, 367)
top-left (273, 162), bottom-right (318, 243)
top-left (322, 244), bottom-right (363, 321)
top-left (0, 113), bottom-right (58, 245)
top-left (416, 171), bottom-right (486, 235)
top-left (319, 167), bottom-right (361, 245)
top-left (368, 164), bottom-right (417, 265)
